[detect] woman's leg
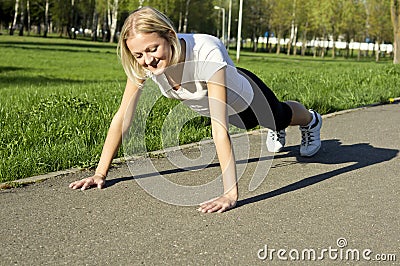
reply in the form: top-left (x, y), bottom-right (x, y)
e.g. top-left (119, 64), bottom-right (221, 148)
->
top-left (285, 100), bottom-right (313, 126)
top-left (235, 67), bottom-right (293, 131)
top-left (235, 67), bottom-right (322, 156)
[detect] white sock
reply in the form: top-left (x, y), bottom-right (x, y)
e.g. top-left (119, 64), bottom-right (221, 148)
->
top-left (305, 110), bottom-right (316, 127)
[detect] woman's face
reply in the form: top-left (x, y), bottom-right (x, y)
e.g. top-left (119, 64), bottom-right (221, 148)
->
top-left (126, 32), bottom-right (172, 75)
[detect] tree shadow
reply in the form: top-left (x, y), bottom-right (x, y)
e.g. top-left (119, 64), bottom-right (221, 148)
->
top-left (235, 139), bottom-right (399, 208)
top-left (0, 75), bottom-right (87, 87)
top-left (0, 66), bottom-right (31, 73)
top-left (105, 155), bottom-right (273, 187)
top-left (0, 70), bottom-right (119, 87)
top-left (106, 139), bottom-right (398, 203)
top-left (0, 41), bottom-right (115, 53)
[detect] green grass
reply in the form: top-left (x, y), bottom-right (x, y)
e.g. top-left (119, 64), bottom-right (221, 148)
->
top-left (1, 35), bottom-right (399, 183)
top-left (235, 51), bottom-right (400, 114)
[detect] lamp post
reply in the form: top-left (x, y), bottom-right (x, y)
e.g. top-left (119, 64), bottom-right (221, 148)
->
top-left (227, 0), bottom-right (232, 50)
top-left (236, 0), bottom-right (243, 62)
top-left (214, 5), bottom-right (226, 46)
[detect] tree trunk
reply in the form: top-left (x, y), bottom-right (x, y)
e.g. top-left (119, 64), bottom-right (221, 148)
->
top-left (392, 0), bottom-right (400, 64)
top-left (301, 37), bottom-right (306, 56)
top-left (19, 0), bottom-right (24, 36)
top-left (375, 41), bottom-right (381, 62)
top-left (92, 10), bottom-right (98, 41)
top-left (301, 22), bottom-right (308, 56)
top-left (97, 22), bottom-right (101, 41)
top-left (252, 34), bottom-right (258, 52)
top-left (109, 0), bottom-right (119, 43)
top-left (345, 34), bottom-right (350, 58)
top-left (10, 0), bottom-right (20, 35)
top-left (286, 39), bottom-right (292, 56)
top-left (321, 35), bottom-right (326, 58)
top-left (43, 0), bottom-right (49, 37)
top-left (394, 32), bottom-right (400, 64)
top-left (287, 23), bottom-right (294, 56)
top-left (276, 33), bottom-right (281, 55)
top-left (27, 0), bottom-right (30, 35)
top-left (292, 25), bottom-right (298, 56)
top-left (70, 0), bottom-right (76, 39)
top-left (102, 11), bottom-right (109, 42)
top-left (265, 35), bottom-right (270, 53)
top-left (287, 0), bottom-right (296, 56)
top-left (275, 27), bottom-right (282, 55)
top-left (183, 0), bottom-right (191, 33)
top-left (312, 37), bottom-right (317, 58)
top-left (178, 11), bottom-right (182, 32)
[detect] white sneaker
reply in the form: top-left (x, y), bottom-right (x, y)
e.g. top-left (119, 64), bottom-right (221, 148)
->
top-left (266, 129), bottom-right (286, 152)
top-left (300, 110), bottom-right (322, 157)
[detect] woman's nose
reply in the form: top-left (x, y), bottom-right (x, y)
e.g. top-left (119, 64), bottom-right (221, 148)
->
top-left (144, 53), bottom-right (154, 65)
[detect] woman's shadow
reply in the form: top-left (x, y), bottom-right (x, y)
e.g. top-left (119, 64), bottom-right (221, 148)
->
top-left (236, 139), bottom-right (398, 208)
top-left (106, 139), bottom-right (398, 209)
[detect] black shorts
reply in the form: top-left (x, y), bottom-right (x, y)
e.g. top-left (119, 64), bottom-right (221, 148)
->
top-left (228, 67), bottom-right (292, 131)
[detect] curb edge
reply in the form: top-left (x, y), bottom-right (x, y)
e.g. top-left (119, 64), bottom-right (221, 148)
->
top-left (1, 98), bottom-right (399, 189)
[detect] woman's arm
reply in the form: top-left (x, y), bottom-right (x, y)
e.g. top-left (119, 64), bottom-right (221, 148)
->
top-left (69, 78), bottom-right (143, 190)
top-left (198, 68), bottom-right (238, 213)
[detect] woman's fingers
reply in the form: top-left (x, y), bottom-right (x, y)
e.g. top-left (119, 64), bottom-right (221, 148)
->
top-left (68, 180), bottom-right (85, 189)
top-left (80, 178), bottom-right (94, 190)
top-left (198, 196), bottom-right (236, 213)
top-left (97, 179), bottom-right (105, 189)
top-left (68, 176), bottom-right (105, 190)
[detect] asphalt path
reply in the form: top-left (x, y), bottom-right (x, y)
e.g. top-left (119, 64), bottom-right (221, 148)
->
top-left (1, 103), bottom-right (399, 265)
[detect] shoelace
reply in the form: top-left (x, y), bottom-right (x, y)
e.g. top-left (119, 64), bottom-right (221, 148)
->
top-left (269, 130), bottom-right (284, 141)
top-left (301, 128), bottom-right (314, 146)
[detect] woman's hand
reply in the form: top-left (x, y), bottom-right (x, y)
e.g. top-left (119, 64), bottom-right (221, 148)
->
top-left (198, 193), bottom-right (237, 213)
top-left (69, 173), bottom-right (106, 191)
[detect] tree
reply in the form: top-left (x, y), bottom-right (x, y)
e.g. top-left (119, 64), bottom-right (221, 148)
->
top-left (52, 0), bottom-right (67, 36)
top-left (326, 0), bottom-right (345, 58)
top-left (10, 0), bottom-right (19, 35)
top-left (340, 0), bottom-right (366, 59)
top-left (27, 0), bottom-right (31, 35)
top-left (270, 0), bottom-right (292, 54)
top-left (392, 0), bottom-right (400, 64)
top-left (286, 0), bottom-right (297, 55)
top-left (97, 0), bottom-right (108, 41)
top-left (109, 0), bottom-right (119, 43)
top-left (18, 0), bottom-right (24, 36)
top-left (241, 0), bottom-right (269, 52)
top-left (367, 0), bottom-right (392, 62)
top-left (183, 0), bottom-right (190, 33)
top-left (308, 0), bottom-right (330, 57)
top-left (0, 1), bottom-right (14, 32)
top-left (184, 0), bottom-right (214, 34)
top-left (43, 0), bottom-right (49, 37)
top-left (295, 0), bottom-right (314, 56)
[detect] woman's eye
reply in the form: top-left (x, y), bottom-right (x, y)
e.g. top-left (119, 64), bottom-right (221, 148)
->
top-left (134, 54), bottom-right (142, 59)
top-left (149, 47), bottom-right (158, 52)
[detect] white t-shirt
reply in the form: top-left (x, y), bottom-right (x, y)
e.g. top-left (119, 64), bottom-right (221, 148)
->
top-left (148, 33), bottom-right (254, 116)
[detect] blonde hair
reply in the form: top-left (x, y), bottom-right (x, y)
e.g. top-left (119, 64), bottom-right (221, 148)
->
top-left (117, 6), bottom-right (181, 83)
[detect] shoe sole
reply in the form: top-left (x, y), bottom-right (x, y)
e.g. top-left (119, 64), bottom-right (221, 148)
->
top-left (269, 147), bottom-right (284, 153)
top-left (300, 143), bottom-right (321, 157)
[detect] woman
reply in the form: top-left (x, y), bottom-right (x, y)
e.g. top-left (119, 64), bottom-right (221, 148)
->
top-left (69, 6), bottom-right (322, 213)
